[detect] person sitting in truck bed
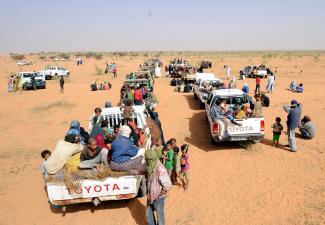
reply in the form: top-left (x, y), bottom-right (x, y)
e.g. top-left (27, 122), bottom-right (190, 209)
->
top-left (45, 134), bottom-right (84, 175)
top-left (109, 125), bottom-right (144, 171)
top-left (79, 137), bottom-right (110, 169)
top-left (235, 105), bottom-right (247, 119)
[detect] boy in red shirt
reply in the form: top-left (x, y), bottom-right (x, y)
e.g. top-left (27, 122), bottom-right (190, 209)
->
top-left (255, 77), bottom-right (261, 94)
top-left (134, 86), bottom-right (143, 105)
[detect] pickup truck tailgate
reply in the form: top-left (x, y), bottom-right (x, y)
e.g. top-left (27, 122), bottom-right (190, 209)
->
top-left (47, 176), bottom-right (140, 202)
top-left (228, 118), bottom-right (264, 135)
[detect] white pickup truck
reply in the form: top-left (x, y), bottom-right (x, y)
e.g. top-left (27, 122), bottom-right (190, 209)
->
top-left (239, 65), bottom-right (270, 78)
top-left (39, 66), bottom-right (70, 80)
top-left (205, 89), bottom-right (265, 143)
top-left (46, 106), bottom-right (150, 206)
top-left (193, 75), bottom-right (222, 108)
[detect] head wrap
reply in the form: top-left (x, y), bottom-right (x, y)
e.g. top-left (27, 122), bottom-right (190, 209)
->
top-left (145, 149), bottom-right (159, 176)
top-left (119, 125), bottom-right (132, 138)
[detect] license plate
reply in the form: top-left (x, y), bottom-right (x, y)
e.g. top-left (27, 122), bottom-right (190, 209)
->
top-left (231, 137), bottom-right (247, 141)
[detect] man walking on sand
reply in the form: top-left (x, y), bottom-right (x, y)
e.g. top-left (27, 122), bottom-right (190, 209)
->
top-left (59, 75), bottom-right (65, 93)
top-left (283, 100), bottom-right (302, 152)
top-left (145, 150), bottom-right (172, 225)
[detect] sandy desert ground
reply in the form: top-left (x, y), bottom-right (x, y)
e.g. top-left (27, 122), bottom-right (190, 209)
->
top-left (0, 52), bottom-right (324, 225)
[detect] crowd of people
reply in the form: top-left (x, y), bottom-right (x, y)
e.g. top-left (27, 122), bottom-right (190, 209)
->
top-left (90, 81), bottom-right (112, 91)
top-left (105, 63), bottom-right (117, 77)
top-left (289, 80), bottom-right (304, 93)
top-left (7, 74), bottom-right (22, 92)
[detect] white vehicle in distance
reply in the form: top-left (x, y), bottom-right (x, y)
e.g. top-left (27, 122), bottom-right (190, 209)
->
top-left (39, 66), bottom-right (70, 80)
top-left (205, 89), bottom-right (265, 143)
top-left (193, 76), bottom-right (223, 108)
top-left (54, 57), bottom-right (68, 61)
top-left (16, 61), bottom-right (31, 66)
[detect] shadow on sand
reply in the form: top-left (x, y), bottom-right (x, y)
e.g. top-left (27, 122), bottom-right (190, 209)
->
top-left (50, 197), bottom-right (146, 225)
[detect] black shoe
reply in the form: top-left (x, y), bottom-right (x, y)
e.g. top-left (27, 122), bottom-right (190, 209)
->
top-left (284, 144), bottom-right (290, 147)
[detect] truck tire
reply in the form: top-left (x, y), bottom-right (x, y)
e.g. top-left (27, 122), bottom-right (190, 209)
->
top-left (199, 101), bottom-right (205, 109)
top-left (211, 137), bottom-right (217, 145)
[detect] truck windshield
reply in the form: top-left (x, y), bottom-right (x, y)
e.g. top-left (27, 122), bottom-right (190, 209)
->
top-left (22, 73), bottom-right (33, 78)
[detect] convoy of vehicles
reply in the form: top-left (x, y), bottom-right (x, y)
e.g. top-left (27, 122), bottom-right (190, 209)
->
top-left (47, 106), bottom-right (150, 206)
top-left (42, 58), bottom-right (269, 209)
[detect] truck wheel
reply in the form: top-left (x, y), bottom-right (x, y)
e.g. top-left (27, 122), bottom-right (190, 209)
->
top-left (199, 101), bottom-right (205, 109)
top-left (211, 137), bottom-right (217, 145)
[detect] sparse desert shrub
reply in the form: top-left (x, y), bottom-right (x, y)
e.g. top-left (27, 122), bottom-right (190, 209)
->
top-left (129, 52), bottom-right (139, 57)
top-left (32, 100), bottom-right (75, 112)
top-left (93, 53), bottom-right (103, 60)
top-left (95, 64), bottom-right (103, 75)
top-left (38, 55), bottom-right (47, 61)
top-left (58, 53), bottom-right (70, 59)
top-left (84, 52), bottom-right (94, 58)
top-left (10, 54), bottom-right (25, 61)
top-left (143, 53), bottom-right (148, 57)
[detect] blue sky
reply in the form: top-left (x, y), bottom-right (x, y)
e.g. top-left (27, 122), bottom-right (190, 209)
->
top-left (0, 0), bottom-right (324, 52)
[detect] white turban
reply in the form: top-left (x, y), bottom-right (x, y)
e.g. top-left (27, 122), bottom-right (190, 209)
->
top-left (119, 125), bottom-right (132, 138)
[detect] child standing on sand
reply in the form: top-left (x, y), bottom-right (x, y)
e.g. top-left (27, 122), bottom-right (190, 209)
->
top-left (163, 140), bottom-right (174, 177)
top-left (172, 146), bottom-right (181, 185)
top-left (272, 117), bottom-right (284, 147)
top-left (180, 144), bottom-right (190, 190)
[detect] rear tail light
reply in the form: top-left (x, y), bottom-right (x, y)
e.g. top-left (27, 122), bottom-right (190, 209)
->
top-left (260, 120), bottom-right (265, 131)
top-left (212, 123), bottom-right (219, 134)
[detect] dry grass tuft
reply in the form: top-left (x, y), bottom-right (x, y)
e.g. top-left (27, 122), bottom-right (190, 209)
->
top-left (32, 100), bottom-right (75, 112)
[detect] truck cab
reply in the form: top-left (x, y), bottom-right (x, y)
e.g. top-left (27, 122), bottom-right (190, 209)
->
top-left (205, 89), bottom-right (265, 143)
top-left (193, 75), bottom-right (222, 108)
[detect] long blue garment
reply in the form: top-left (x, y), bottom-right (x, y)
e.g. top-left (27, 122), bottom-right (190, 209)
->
top-left (110, 135), bottom-right (139, 163)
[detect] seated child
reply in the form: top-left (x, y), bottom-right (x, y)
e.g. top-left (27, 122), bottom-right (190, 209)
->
top-left (289, 81), bottom-right (297, 91)
top-left (296, 83), bottom-right (304, 93)
top-left (40, 149), bottom-right (51, 179)
top-left (235, 105), bottom-right (246, 119)
top-left (172, 146), bottom-right (181, 185)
